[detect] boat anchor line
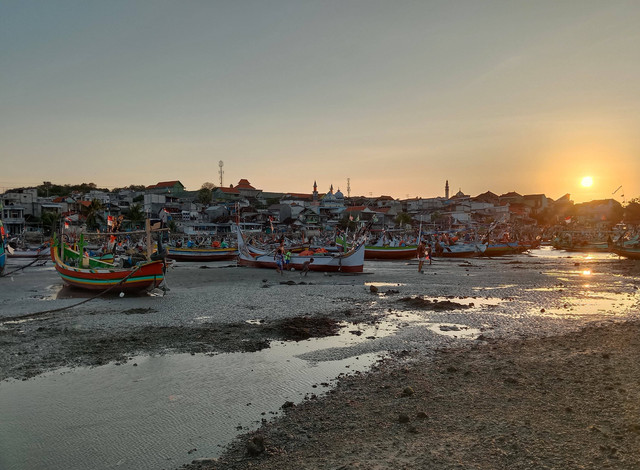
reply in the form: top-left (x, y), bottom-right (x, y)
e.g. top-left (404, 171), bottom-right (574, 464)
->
top-left (0, 256), bottom-right (47, 278)
top-left (0, 263), bottom-right (166, 325)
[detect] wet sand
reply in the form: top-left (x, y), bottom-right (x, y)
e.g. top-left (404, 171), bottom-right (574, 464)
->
top-left (188, 320), bottom-right (640, 470)
top-left (1, 249), bottom-right (639, 469)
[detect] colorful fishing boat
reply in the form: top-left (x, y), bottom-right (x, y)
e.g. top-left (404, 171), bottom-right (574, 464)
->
top-left (166, 245), bottom-right (238, 261)
top-left (61, 243), bottom-right (115, 269)
top-left (238, 228), bottom-right (365, 273)
top-left (335, 236), bottom-right (417, 260)
top-left (0, 205), bottom-right (6, 275)
top-left (51, 236), bottom-right (165, 292)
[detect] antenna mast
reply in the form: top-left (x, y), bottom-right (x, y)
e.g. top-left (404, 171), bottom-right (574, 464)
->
top-left (347, 178), bottom-right (351, 198)
top-left (218, 161), bottom-right (224, 187)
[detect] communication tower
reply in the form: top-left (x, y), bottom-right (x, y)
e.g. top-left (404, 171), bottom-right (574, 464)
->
top-left (347, 178), bottom-right (351, 198)
top-left (218, 161), bottom-right (224, 187)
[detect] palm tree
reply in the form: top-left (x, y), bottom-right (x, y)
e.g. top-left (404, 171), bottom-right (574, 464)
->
top-left (41, 211), bottom-right (60, 236)
top-left (395, 212), bottom-right (413, 228)
top-left (85, 199), bottom-right (104, 230)
top-left (127, 204), bottom-right (145, 224)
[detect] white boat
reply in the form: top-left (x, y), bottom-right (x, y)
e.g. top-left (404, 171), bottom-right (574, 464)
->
top-left (236, 227), bottom-right (365, 273)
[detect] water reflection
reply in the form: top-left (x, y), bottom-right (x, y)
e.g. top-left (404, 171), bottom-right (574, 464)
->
top-left (0, 330), bottom-right (382, 470)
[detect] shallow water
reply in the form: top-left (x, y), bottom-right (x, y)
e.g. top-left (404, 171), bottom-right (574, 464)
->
top-left (0, 328), bottom-right (382, 470)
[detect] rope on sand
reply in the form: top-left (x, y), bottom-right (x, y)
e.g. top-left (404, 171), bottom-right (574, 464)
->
top-left (0, 265), bottom-right (147, 324)
top-left (0, 256), bottom-right (48, 277)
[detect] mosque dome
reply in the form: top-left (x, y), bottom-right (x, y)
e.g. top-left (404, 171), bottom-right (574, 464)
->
top-left (334, 189), bottom-right (344, 199)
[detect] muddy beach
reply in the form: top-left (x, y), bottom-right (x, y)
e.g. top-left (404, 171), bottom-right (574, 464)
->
top-left (1, 248), bottom-right (639, 469)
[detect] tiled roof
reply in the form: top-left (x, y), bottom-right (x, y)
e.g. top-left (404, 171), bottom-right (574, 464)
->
top-left (235, 179), bottom-right (255, 190)
top-left (147, 181), bottom-right (183, 189)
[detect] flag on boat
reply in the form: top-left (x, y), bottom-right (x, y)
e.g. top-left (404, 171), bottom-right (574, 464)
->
top-left (564, 216), bottom-right (572, 224)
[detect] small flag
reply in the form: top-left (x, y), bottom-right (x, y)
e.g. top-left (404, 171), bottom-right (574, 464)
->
top-left (349, 215), bottom-right (354, 221)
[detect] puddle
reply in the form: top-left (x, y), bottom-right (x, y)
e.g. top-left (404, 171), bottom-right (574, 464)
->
top-left (426, 323), bottom-right (482, 339)
top-left (531, 291), bottom-right (637, 319)
top-left (0, 325), bottom-right (385, 470)
top-left (365, 282), bottom-right (405, 287)
top-left (384, 311), bottom-right (483, 339)
top-left (473, 285), bottom-right (518, 291)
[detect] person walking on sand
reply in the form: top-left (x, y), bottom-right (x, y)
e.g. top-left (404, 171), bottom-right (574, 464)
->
top-left (301, 257), bottom-right (314, 276)
top-left (417, 240), bottom-right (427, 273)
top-left (426, 243), bottom-right (432, 265)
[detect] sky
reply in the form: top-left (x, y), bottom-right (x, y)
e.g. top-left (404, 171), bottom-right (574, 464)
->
top-left (1, 1), bottom-right (639, 204)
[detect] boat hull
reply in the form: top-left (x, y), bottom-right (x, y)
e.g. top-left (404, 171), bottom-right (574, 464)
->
top-left (7, 246), bottom-right (51, 258)
top-left (238, 230), bottom-right (364, 272)
top-left (335, 237), bottom-right (416, 260)
top-left (52, 246), bottom-right (165, 292)
top-left (364, 246), bottom-right (417, 260)
top-left (611, 246), bottom-right (640, 260)
top-left (167, 246), bottom-right (238, 261)
top-left (483, 242), bottom-right (529, 256)
top-left (434, 243), bottom-right (487, 258)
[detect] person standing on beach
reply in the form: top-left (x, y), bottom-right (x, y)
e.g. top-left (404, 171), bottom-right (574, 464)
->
top-left (417, 240), bottom-right (427, 273)
top-left (426, 243), bottom-right (432, 265)
top-left (274, 245), bottom-right (285, 275)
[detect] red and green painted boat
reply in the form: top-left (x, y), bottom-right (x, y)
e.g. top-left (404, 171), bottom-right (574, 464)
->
top-left (51, 237), bottom-right (165, 292)
top-left (335, 236), bottom-right (417, 260)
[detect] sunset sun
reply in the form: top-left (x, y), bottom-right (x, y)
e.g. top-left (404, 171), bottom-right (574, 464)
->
top-left (581, 176), bottom-right (593, 187)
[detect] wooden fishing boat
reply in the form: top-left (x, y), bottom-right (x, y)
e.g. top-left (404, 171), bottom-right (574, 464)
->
top-left (552, 232), bottom-right (611, 252)
top-left (433, 241), bottom-right (487, 258)
top-left (61, 243), bottom-right (115, 268)
top-left (611, 245), bottom-right (640, 260)
top-left (237, 228), bottom-right (365, 273)
top-left (336, 236), bottom-right (416, 260)
top-left (6, 243), bottom-right (51, 259)
top-left (0, 220), bottom-right (5, 275)
top-left (51, 237), bottom-right (165, 292)
top-left (610, 236), bottom-right (640, 260)
top-left (166, 245), bottom-right (238, 261)
top-left (483, 242), bottom-right (529, 256)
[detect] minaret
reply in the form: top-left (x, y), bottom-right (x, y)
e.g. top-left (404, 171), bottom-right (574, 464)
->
top-left (445, 180), bottom-right (449, 199)
top-left (329, 184), bottom-right (334, 194)
top-left (312, 180), bottom-right (318, 204)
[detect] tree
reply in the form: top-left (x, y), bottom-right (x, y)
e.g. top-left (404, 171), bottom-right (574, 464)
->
top-left (41, 211), bottom-right (60, 236)
top-left (127, 204), bottom-right (145, 225)
top-left (197, 187), bottom-right (213, 205)
top-left (624, 201), bottom-right (640, 224)
top-left (395, 212), bottom-right (413, 227)
top-left (85, 199), bottom-right (105, 230)
top-left (201, 182), bottom-right (217, 190)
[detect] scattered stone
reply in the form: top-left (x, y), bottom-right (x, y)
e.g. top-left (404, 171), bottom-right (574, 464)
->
top-left (401, 386), bottom-right (415, 397)
top-left (246, 435), bottom-right (265, 456)
top-left (369, 285), bottom-right (379, 293)
top-left (416, 411), bottom-right (428, 419)
top-left (282, 401), bottom-right (295, 409)
top-left (398, 413), bottom-right (410, 423)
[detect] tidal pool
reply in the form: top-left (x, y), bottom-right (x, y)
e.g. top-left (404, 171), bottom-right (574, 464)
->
top-left (0, 327), bottom-right (383, 470)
